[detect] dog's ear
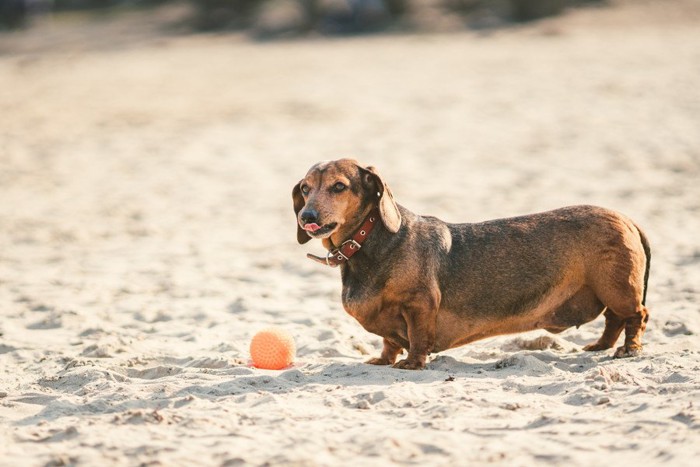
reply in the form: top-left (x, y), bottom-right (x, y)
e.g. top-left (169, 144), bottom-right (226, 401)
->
top-left (293, 181), bottom-right (312, 244)
top-left (361, 165), bottom-right (402, 233)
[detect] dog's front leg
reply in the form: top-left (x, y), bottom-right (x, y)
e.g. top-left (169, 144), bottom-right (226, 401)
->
top-left (393, 297), bottom-right (438, 370)
top-left (366, 338), bottom-right (403, 366)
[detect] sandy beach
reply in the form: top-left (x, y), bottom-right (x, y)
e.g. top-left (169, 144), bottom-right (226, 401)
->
top-left (1, 1), bottom-right (699, 465)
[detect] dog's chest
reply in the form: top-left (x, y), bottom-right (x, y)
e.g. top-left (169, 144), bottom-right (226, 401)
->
top-left (340, 267), bottom-right (383, 307)
top-left (341, 283), bottom-right (381, 324)
top-left (341, 274), bottom-right (405, 338)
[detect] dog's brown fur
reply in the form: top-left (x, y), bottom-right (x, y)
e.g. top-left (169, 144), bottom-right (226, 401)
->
top-left (293, 159), bottom-right (651, 370)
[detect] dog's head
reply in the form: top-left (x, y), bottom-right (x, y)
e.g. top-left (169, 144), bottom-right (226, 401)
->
top-left (292, 159), bottom-right (401, 245)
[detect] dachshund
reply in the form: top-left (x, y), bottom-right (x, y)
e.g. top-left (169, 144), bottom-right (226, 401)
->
top-left (293, 159), bottom-right (651, 369)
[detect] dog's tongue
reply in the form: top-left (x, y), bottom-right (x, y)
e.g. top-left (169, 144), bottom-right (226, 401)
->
top-left (304, 223), bottom-right (321, 232)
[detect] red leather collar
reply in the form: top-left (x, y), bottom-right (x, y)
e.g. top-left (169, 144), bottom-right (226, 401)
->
top-left (307, 209), bottom-right (379, 267)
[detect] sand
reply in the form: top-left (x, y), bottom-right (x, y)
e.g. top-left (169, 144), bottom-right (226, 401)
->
top-left (1, 1), bottom-right (699, 465)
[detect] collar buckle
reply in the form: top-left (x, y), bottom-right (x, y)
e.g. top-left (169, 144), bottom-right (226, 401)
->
top-left (341, 239), bottom-right (362, 251)
top-left (306, 208), bottom-right (379, 268)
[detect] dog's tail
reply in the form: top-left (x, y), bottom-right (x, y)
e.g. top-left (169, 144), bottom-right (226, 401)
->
top-left (635, 223), bottom-right (651, 306)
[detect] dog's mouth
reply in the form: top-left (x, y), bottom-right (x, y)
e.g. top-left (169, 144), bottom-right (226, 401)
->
top-left (303, 222), bottom-right (338, 238)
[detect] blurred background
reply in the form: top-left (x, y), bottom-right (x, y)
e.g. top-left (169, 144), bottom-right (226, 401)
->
top-left (1, 0), bottom-right (699, 292)
top-left (1, 0), bottom-right (613, 39)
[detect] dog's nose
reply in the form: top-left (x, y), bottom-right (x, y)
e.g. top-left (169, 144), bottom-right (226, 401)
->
top-left (300, 209), bottom-right (319, 225)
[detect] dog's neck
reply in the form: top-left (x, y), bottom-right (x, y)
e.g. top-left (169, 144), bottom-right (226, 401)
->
top-left (338, 206), bottom-right (409, 282)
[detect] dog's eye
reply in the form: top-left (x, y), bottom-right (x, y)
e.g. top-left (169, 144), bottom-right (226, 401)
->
top-left (333, 182), bottom-right (347, 193)
top-left (300, 184), bottom-right (310, 195)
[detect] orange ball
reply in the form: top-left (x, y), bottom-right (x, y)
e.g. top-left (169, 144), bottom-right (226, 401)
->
top-left (249, 327), bottom-right (296, 370)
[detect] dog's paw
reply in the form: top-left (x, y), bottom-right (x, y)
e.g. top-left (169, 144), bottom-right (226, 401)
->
top-left (392, 359), bottom-right (425, 370)
top-left (613, 344), bottom-right (643, 358)
top-left (583, 342), bottom-right (611, 352)
top-left (365, 357), bottom-right (393, 366)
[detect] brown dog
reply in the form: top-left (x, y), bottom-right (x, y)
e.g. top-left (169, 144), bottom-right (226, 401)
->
top-left (293, 159), bottom-right (651, 370)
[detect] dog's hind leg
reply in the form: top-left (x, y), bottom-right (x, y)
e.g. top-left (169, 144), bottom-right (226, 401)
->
top-left (613, 306), bottom-right (649, 358)
top-left (611, 224), bottom-right (651, 358)
top-left (590, 276), bottom-right (649, 357)
top-left (588, 286), bottom-right (649, 357)
top-left (587, 229), bottom-right (650, 357)
top-left (583, 308), bottom-right (625, 351)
